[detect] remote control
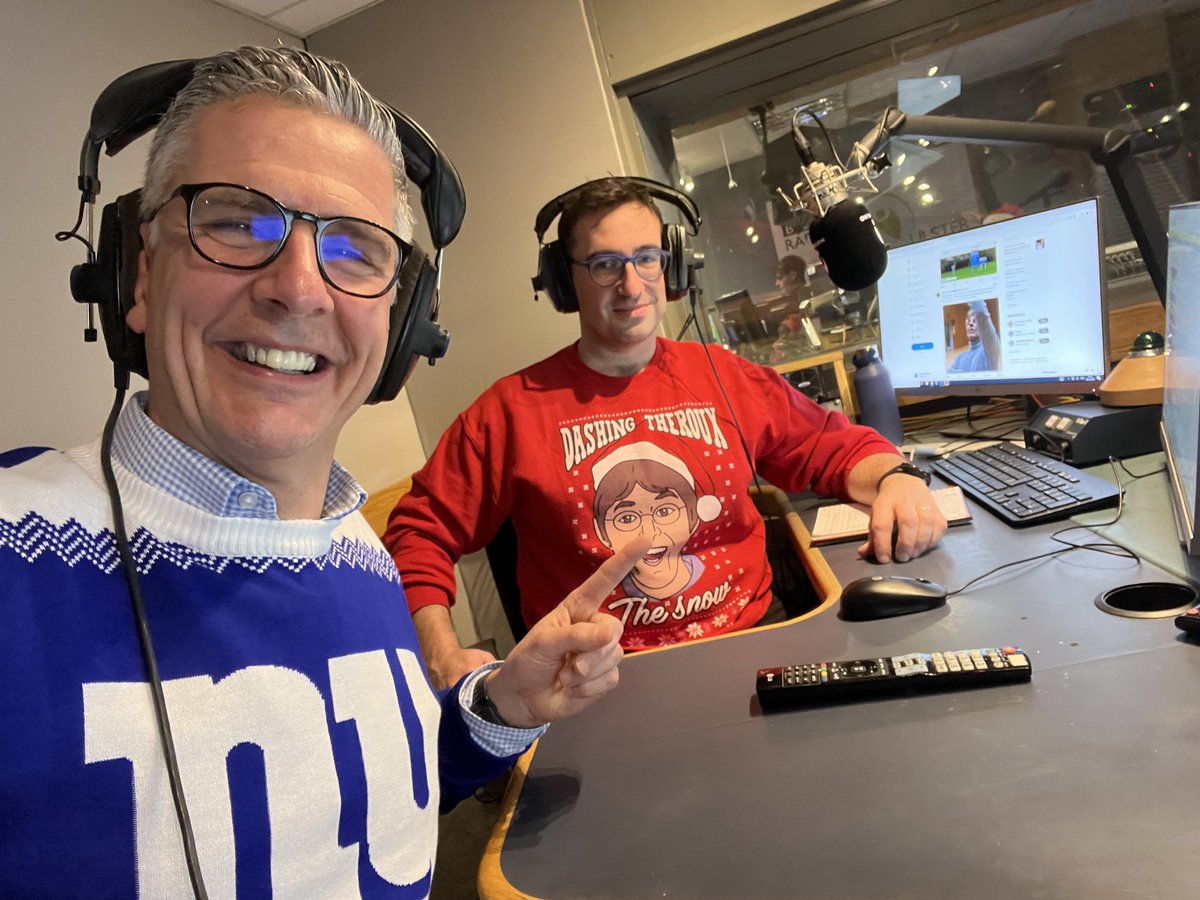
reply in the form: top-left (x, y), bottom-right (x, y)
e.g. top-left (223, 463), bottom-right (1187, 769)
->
top-left (1176, 607), bottom-right (1200, 640)
top-left (756, 647), bottom-right (1031, 710)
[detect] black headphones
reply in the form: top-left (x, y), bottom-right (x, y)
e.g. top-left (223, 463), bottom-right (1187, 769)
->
top-left (67, 58), bottom-right (463, 404)
top-left (531, 176), bottom-right (702, 313)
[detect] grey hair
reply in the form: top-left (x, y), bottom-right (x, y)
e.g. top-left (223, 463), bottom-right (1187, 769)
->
top-left (139, 46), bottom-right (412, 238)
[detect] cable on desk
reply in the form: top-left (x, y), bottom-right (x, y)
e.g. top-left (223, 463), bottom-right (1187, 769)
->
top-left (945, 457), bottom-right (1139, 597)
top-left (1114, 457), bottom-right (1167, 480)
top-left (930, 419), bottom-right (1028, 459)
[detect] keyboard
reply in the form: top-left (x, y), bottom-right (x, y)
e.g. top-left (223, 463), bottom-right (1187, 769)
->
top-left (930, 443), bottom-right (1121, 527)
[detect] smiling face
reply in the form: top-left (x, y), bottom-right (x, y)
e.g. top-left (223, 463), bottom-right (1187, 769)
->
top-left (127, 97), bottom-right (396, 514)
top-left (568, 202), bottom-right (667, 374)
top-left (594, 458), bottom-right (700, 599)
top-left (603, 484), bottom-right (697, 596)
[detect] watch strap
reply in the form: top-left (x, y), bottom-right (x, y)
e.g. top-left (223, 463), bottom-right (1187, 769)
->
top-left (875, 461), bottom-right (932, 493)
top-left (470, 674), bottom-right (514, 728)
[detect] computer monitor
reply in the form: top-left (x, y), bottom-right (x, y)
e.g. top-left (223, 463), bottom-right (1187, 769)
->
top-left (876, 198), bottom-right (1109, 396)
top-left (1161, 201), bottom-right (1200, 556)
top-left (715, 290), bottom-right (770, 345)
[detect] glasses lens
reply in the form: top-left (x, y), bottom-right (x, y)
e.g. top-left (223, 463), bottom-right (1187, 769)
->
top-left (189, 185), bottom-right (284, 267)
top-left (586, 255), bottom-right (626, 287)
top-left (608, 503), bottom-right (684, 533)
top-left (652, 502), bottom-right (682, 525)
top-left (633, 249), bottom-right (667, 280)
top-left (318, 219), bottom-right (402, 296)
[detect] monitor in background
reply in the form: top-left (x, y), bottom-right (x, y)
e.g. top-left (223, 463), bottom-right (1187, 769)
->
top-left (715, 289), bottom-right (770, 345)
top-left (875, 198), bottom-right (1109, 397)
top-left (1161, 201), bottom-right (1200, 557)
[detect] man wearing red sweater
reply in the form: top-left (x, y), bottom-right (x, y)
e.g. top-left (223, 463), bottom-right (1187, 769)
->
top-left (386, 177), bottom-right (946, 688)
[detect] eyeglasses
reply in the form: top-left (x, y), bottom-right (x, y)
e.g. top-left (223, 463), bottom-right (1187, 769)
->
top-left (571, 248), bottom-right (671, 287)
top-left (605, 501), bottom-right (685, 533)
top-left (157, 183), bottom-right (410, 298)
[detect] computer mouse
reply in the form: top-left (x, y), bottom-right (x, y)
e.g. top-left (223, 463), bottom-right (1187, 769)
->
top-left (838, 575), bottom-right (949, 621)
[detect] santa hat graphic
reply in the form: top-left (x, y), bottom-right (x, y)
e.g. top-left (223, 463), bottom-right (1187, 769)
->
top-left (591, 441), bottom-right (722, 522)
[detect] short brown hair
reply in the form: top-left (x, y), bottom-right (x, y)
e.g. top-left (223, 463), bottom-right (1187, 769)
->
top-left (558, 177), bottom-right (663, 257)
top-left (593, 458), bottom-right (698, 545)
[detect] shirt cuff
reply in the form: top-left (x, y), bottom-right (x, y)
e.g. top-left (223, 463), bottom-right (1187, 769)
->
top-left (458, 661), bottom-right (549, 757)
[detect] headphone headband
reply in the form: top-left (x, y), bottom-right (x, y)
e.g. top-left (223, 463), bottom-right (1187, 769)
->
top-left (531, 176), bottom-right (703, 312)
top-left (533, 176), bottom-right (702, 243)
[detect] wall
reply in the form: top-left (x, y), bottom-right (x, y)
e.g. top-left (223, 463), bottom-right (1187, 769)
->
top-left (587, 0), bottom-right (833, 86)
top-left (0, 0), bottom-right (428, 498)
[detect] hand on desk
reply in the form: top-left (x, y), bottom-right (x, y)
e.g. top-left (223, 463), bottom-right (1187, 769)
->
top-left (857, 472), bottom-right (948, 564)
top-left (485, 537), bottom-right (651, 729)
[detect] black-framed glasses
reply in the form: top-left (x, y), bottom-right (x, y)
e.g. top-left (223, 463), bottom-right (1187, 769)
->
top-left (157, 183), bottom-right (410, 298)
top-left (605, 501), bottom-right (685, 533)
top-left (571, 248), bottom-right (671, 287)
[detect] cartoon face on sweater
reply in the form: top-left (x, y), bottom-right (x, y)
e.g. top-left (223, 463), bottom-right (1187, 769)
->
top-left (591, 442), bottom-right (721, 600)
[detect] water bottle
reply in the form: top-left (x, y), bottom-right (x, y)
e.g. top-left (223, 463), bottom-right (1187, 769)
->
top-left (852, 347), bottom-right (903, 445)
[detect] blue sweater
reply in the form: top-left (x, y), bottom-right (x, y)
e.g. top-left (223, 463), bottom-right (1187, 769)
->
top-left (0, 439), bottom-right (517, 898)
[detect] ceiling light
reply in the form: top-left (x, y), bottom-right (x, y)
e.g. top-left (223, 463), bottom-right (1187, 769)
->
top-left (927, 65), bottom-right (939, 77)
top-left (903, 175), bottom-right (916, 187)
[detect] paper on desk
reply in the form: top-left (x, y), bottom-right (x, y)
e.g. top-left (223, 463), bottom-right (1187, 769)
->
top-left (811, 485), bottom-right (971, 544)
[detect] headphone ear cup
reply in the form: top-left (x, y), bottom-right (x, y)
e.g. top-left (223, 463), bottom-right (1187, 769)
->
top-left (368, 245), bottom-right (450, 405)
top-left (538, 241), bottom-right (577, 313)
top-left (662, 223), bottom-right (691, 301)
top-left (70, 190), bottom-right (147, 377)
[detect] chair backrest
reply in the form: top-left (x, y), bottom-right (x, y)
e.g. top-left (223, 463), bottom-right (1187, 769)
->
top-left (360, 477), bottom-right (413, 539)
top-left (484, 518), bottom-right (527, 641)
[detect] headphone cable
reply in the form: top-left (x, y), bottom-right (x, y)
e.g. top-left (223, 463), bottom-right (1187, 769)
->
top-left (686, 288), bottom-right (764, 492)
top-left (100, 375), bottom-right (209, 900)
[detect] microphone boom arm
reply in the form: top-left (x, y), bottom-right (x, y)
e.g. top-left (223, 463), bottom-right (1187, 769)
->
top-left (848, 109), bottom-right (1168, 304)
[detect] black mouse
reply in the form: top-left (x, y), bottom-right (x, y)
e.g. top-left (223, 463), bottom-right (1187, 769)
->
top-left (839, 575), bottom-right (948, 621)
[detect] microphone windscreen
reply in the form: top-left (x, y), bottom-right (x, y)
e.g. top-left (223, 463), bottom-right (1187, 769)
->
top-left (809, 198), bottom-right (888, 291)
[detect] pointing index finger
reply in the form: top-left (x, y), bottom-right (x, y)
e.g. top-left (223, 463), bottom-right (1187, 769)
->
top-left (562, 536), bottom-right (652, 623)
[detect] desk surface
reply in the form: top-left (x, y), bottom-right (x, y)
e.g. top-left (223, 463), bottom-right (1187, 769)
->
top-left (483, 462), bottom-right (1200, 899)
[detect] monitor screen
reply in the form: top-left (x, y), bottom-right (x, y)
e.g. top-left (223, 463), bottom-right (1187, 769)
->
top-left (1161, 201), bottom-right (1200, 556)
top-left (714, 289), bottom-right (769, 345)
top-left (876, 198), bottom-right (1109, 396)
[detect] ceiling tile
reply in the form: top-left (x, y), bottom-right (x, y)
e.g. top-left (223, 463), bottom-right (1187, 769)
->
top-left (272, 0), bottom-right (380, 36)
top-left (211, 0), bottom-right (381, 37)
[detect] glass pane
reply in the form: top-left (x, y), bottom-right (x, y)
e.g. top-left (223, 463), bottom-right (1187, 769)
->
top-left (668, 0), bottom-right (1200, 385)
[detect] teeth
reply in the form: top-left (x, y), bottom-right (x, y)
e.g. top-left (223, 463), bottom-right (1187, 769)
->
top-left (237, 343), bottom-right (317, 373)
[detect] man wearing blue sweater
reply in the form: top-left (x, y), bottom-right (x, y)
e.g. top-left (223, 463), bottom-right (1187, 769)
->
top-left (0, 47), bottom-right (643, 897)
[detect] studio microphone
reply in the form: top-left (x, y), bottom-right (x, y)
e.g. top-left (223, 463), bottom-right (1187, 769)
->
top-left (790, 119), bottom-right (889, 292)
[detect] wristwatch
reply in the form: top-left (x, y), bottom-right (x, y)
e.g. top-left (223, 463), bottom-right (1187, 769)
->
top-left (875, 460), bottom-right (932, 493)
top-left (469, 674), bottom-right (514, 727)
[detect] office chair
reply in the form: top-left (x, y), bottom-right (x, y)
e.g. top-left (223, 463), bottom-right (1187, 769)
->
top-left (484, 518), bottom-right (527, 642)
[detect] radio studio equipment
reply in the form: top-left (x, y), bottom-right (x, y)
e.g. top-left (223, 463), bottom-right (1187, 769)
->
top-left (783, 108), bottom-right (889, 292)
top-left (777, 106), bottom-right (1168, 303)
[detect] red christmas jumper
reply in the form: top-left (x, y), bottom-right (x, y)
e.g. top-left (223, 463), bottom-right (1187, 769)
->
top-left (386, 338), bottom-right (896, 650)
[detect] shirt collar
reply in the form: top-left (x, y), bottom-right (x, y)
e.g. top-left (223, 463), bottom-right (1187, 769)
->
top-left (110, 392), bottom-right (366, 521)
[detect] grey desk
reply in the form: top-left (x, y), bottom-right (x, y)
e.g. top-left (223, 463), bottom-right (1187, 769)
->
top-left (482, 461), bottom-right (1200, 899)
